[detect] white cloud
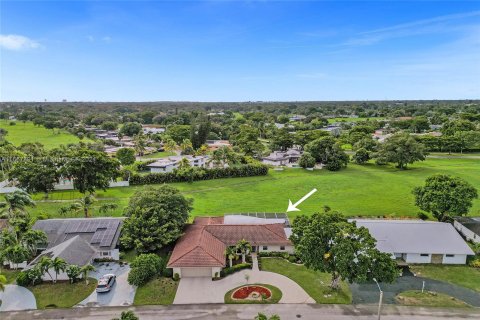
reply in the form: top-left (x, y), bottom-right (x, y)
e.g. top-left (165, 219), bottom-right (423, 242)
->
top-left (0, 34), bottom-right (40, 50)
top-left (102, 36), bottom-right (112, 43)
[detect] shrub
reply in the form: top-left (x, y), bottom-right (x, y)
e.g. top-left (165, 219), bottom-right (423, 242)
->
top-left (417, 212), bottom-right (429, 220)
top-left (16, 271), bottom-right (30, 286)
top-left (470, 259), bottom-right (480, 268)
top-left (220, 263), bottom-right (251, 277)
top-left (173, 273), bottom-right (180, 281)
top-left (130, 164), bottom-right (268, 185)
top-left (288, 255), bottom-right (297, 263)
top-left (127, 254), bottom-right (162, 286)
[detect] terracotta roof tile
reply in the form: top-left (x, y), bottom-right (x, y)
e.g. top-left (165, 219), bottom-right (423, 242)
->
top-left (167, 220), bottom-right (291, 268)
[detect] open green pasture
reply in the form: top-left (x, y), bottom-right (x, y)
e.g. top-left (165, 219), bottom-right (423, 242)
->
top-left (30, 157), bottom-right (480, 219)
top-left (0, 121), bottom-right (91, 149)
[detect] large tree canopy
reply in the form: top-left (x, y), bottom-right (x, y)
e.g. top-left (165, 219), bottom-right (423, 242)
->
top-left (61, 148), bottom-right (120, 194)
top-left (375, 133), bottom-right (426, 169)
top-left (304, 136), bottom-right (349, 171)
top-left (121, 185), bottom-right (192, 253)
top-left (10, 157), bottom-right (60, 197)
top-left (119, 122), bottom-right (142, 137)
top-left (413, 174), bottom-right (478, 222)
top-left (291, 211), bottom-right (397, 289)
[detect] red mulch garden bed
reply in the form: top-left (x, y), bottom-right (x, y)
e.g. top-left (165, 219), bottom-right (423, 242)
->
top-left (232, 285), bottom-right (272, 299)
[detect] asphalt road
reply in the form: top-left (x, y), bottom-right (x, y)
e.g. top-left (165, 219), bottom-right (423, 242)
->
top-left (2, 304), bottom-right (479, 320)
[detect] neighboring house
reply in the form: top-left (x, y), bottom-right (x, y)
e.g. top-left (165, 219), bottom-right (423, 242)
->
top-left (205, 140), bottom-right (231, 151)
top-left (32, 218), bottom-right (123, 261)
top-left (54, 178), bottom-right (129, 190)
top-left (167, 216), bottom-right (293, 279)
top-left (262, 148), bottom-right (303, 166)
top-left (142, 126), bottom-right (165, 134)
top-left (25, 235), bottom-right (96, 281)
top-left (289, 115), bottom-right (306, 122)
top-left (454, 217), bottom-right (480, 244)
top-left (355, 219), bottom-right (475, 264)
top-left (147, 155), bottom-right (208, 173)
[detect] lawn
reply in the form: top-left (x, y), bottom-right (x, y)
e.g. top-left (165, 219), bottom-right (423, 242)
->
top-left (410, 265), bottom-right (480, 292)
top-left (396, 290), bottom-right (470, 308)
top-left (224, 284), bottom-right (282, 304)
top-left (29, 157), bottom-right (480, 219)
top-left (140, 151), bottom-right (176, 159)
top-left (28, 278), bottom-right (96, 309)
top-left (133, 277), bottom-right (178, 305)
top-left (0, 121), bottom-right (91, 149)
top-left (260, 258), bottom-right (351, 304)
top-left (2, 269), bottom-right (20, 284)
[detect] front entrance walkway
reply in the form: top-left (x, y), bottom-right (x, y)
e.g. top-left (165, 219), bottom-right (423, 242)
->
top-left (173, 268), bottom-right (315, 304)
top-left (0, 285), bottom-right (37, 311)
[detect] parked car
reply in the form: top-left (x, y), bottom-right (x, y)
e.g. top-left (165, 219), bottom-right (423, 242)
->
top-left (96, 274), bottom-right (116, 293)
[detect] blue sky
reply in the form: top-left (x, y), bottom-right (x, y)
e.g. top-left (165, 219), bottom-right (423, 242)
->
top-left (1, 1), bottom-right (479, 101)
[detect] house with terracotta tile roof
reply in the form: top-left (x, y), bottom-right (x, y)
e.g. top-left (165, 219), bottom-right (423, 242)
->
top-left (167, 216), bottom-right (293, 278)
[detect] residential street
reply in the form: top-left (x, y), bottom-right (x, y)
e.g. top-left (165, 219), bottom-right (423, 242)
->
top-left (2, 304), bottom-right (479, 320)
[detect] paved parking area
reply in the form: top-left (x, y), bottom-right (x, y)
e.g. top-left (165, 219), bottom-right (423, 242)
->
top-left (173, 269), bottom-right (315, 304)
top-left (76, 262), bottom-right (136, 307)
top-left (0, 285), bottom-right (36, 311)
top-left (350, 275), bottom-right (480, 307)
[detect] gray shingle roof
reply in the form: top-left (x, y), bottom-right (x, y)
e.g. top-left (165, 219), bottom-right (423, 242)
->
top-left (27, 235), bottom-right (96, 267)
top-left (32, 217), bottom-right (123, 251)
top-left (455, 217), bottom-right (480, 236)
top-left (354, 219), bottom-right (474, 255)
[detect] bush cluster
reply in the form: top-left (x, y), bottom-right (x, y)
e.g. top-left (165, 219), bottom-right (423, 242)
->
top-left (220, 263), bottom-right (251, 277)
top-left (127, 254), bottom-right (162, 286)
top-left (130, 164), bottom-right (269, 185)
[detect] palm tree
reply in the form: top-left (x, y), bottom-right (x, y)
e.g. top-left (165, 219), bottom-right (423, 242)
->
top-left (21, 230), bottom-right (47, 257)
top-left (255, 313), bottom-right (281, 320)
top-left (51, 257), bottom-right (68, 283)
top-left (235, 239), bottom-right (252, 264)
top-left (177, 157), bottom-right (191, 170)
top-left (195, 145), bottom-right (208, 156)
top-left (4, 244), bottom-right (29, 270)
top-left (0, 273), bottom-right (6, 292)
top-left (0, 190), bottom-right (35, 219)
top-left (61, 194), bottom-right (96, 218)
top-left (38, 256), bottom-right (54, 283)
top-left (224, 246), bottom-right (237, 268)
top-left (134, 133), bottom-right (147, 156)
top-left (80, 264), bottom-right (95, 285)
top-left (163, 138), bottom-right (177, 154)
top-left (66, 265), bottom-right (81, 284)
top-left (180, 139), bottom-right (193, 155)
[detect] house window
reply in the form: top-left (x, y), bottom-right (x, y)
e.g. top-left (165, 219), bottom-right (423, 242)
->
top-left (262, 246), bottom-right (268, 250)
top-left (420, 253), bottom-right (429, 257)
top-left (280, 246), bottom-right (285, 251)
top-left (102, 251), bottom-right (110, 256)
top-left (446, 254), bottom-right (455, 258)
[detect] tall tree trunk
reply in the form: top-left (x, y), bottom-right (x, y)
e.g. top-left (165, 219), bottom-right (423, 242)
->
top-left (242, 253), bottom-right (246, 264)
top-left (229, 258), bottom-right (233, 268)
top-left (84, 207), bottom-right (88, 218)
top-left (330, 272), bottom-right (341, 290)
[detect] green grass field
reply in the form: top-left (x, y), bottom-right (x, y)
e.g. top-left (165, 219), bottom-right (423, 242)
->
top-left (30, 157), bottom-right (480, 219)
top-left (0, 121), bottom-right (91, 149)
top-left (410, 265), bottom-right (480, 292)
top-left (133, 277), bottom-right (178, 305)
top-left (140, 151), bottom-right (176, 159)
top-left (28, 278), bottom-right (96, 309)
top-left (396, 290), bottom-right (470, 308)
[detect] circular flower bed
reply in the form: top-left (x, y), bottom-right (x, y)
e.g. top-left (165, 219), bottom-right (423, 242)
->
top-left (232, 285), bottom-right (272, 300)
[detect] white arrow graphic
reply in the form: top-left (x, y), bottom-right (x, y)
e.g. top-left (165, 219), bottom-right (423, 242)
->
top-left (286, 188), bottom-right (318, 212)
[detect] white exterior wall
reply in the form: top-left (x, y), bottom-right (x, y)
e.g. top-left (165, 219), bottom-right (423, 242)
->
top-left (94, 248), bottom-right (120, 261)
top-left (454, 221), bottom-right (480, 243)
top-left (41, 269), bottom-right (69, 281)
top-left (405, 253), bottom-right (432, 264)
top-left (442, 254), bottom-right (467, 264)
top-left (150, 165), bottom-right (175, 173)
top-left (258, 245), bottom-right (294, 254)
top-left (173, 267), bottom-right (182, 277)
top-left (262, 159), bottom-right (287, 166)
top-left (212, 267), bottom-right (221, 278)
top-left (172, 267), bottom-right (220, 278)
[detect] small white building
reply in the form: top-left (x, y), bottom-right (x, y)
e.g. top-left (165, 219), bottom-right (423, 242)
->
top-left (147, 155), bottom-right (208, 173)
top-left (454, 217), bottom-right (480, 244)
top-left (354, 219), bottom-right (475, 265)
top-left (142, 126), bottom-right (165, 134)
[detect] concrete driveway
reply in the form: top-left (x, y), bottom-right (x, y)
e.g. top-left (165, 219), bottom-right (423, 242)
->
top-left (0, 285), bottom-right (36, 311)
top-left (76, 262), bottom-right (136, 307)
top-left (173, 269), bottom-right (315, 304)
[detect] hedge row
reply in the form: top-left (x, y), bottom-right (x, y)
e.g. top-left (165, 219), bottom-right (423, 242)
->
top-left (130, 164), bottom-right (269, 185)
top-left (220, 263), bottom-right (252, 278)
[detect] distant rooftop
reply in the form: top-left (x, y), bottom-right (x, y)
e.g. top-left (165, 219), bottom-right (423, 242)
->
top-left (455, 216), bottom-right (480, 236)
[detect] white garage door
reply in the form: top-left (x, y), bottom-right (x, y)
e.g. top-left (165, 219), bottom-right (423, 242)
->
top-left (181, 267), bottom-right (212, 277)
